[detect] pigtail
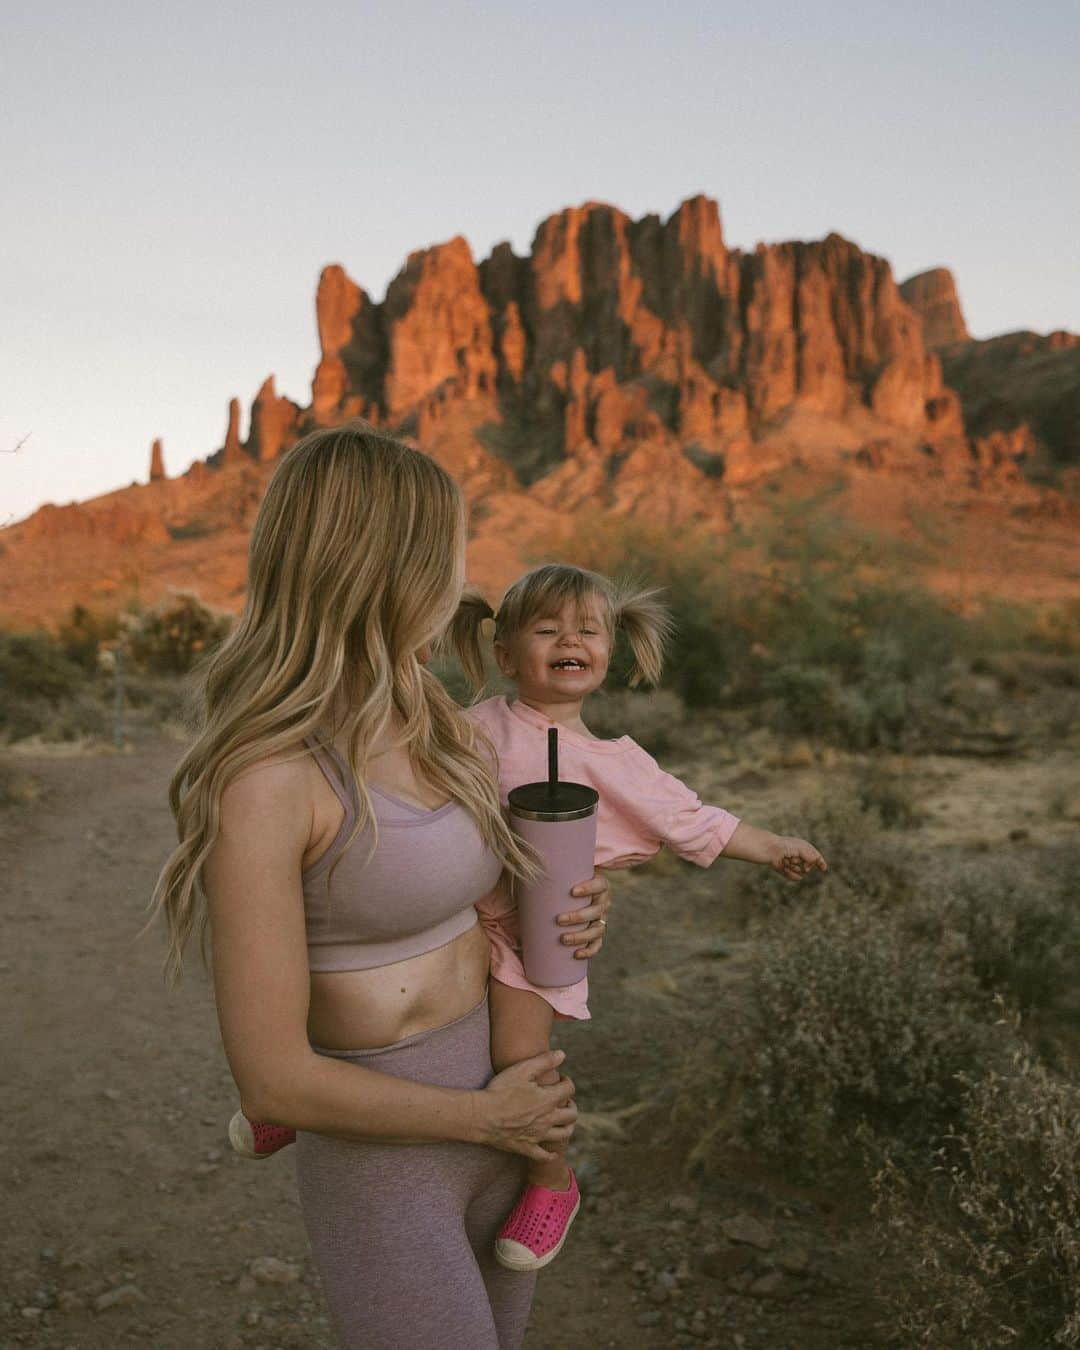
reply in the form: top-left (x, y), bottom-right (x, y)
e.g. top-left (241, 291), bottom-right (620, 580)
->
top-left (610, 578), bottom-right (677, 689)
top-left (438, 581), bottom-right (497, 699)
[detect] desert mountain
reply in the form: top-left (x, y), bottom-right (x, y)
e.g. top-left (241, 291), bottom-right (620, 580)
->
top-left (1, 195), bottom-right (1076, 630)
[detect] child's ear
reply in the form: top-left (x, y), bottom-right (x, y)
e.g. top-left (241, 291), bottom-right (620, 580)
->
top-left (492, 639), bottom-right (513, 676)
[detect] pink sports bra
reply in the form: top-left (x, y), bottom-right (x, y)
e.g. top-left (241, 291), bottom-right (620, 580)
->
top-left (301, 732), bottom-right (503, 973)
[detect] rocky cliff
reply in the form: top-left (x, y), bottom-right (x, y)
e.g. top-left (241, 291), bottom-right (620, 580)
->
top-left (900, 267), bottom-right (1079, 477)
top-left (899, 268), bottom-right (970, 348)
top-left (1, 194), bottom-right (1075, 630)
top-left (171, 193), bottom-right (1080, 494)
top-left (304, 196), bottom-right (966, 460)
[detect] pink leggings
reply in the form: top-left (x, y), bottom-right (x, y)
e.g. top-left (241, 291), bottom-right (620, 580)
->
top-left (293, 986), bottom-right (537, 1348)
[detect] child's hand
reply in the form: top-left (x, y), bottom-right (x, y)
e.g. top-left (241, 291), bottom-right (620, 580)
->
top-left (769, 835), bottom-right (827, 882)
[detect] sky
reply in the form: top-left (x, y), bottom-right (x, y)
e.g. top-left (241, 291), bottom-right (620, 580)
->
top-left (2, 0), bottom-right (1077, 527)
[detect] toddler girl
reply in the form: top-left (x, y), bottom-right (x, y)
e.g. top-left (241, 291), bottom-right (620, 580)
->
top-left (228, 561), bottom-right (827, 1272)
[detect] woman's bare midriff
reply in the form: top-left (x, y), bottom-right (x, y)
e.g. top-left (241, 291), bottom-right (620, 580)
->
top-left (301, 740), bottom-right (494, 1052)
top-left (306, 925), bottom-right (491, 1050)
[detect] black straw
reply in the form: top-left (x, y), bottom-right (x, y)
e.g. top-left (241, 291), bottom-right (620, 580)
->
top-left (547, 727), bottom-right (558, 799)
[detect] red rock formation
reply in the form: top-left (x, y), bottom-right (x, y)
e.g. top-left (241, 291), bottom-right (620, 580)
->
top-left (312, 264), bottom-right (382, 425)
top-left (382, 236), bottom-right (498, 418)
top-left (223, 398), bottom-right (243, 463)
top-left (149, 438), bottom-right (165, 482)
top-left (245, 376), bottom-right (300, 463)
top-left (312, 199), bottom-right (949, 463)
top-left (215, 196), bottom-right (978, 483)
top-left (899, 268), bottom-right (970, 347)
top-left (5, 192), bottom-right (1078, 635)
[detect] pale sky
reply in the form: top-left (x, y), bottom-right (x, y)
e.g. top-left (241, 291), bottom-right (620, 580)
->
top-left (2, 0), bottom-right (1077, 527)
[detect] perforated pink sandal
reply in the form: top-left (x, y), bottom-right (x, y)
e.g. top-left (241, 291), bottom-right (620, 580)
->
top-left (228, 1108), bottom-right (296, 1159)
top-left (494, 1167), bottom-right (581, 1271)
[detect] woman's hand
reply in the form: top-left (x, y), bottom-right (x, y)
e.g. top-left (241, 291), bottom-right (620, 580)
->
top-left (556, 867), bottom-right (613, 959)
top-left (769, 835), bottom-right (827, 882)
top-left (469, 1050), bottom-right (578, 1162)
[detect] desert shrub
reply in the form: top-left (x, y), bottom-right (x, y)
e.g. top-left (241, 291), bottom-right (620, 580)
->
top-left (518, 501), bottom-right (988, 735)
top-left (729, 899), bottom-right (1002, 1180)
top-left (1034, 597), bottom-right (1080, 655)
top-left (902, 844), bottom-right (1080, 1027)
top-left (120, 591), bottom-right (233, 675)
top-left (0, 691), bottom-right (53, 742)
top-left (735, 778), bottom-right (918, 920)
top-left (850, 755), bottom-right (928, 829)
top-left (577, 686), bottom-right (685, 756)
top-left (760, 659), bottom-right (944, 752)
top-left (670, 781), bottom-right (1012, 1184)
top-left (34, 688), bottom-right (112, 742)
top-left (668, 894), bottom-right (1005, 1185)
top-left (121, 669), bottom-right (201, 727)
top-left (757, 590), bottom-right (978, 752)
top-left (869, 1041), bottom-right (1080, 1348)
top-left (55, 603), bottom-right (122, 672)
top-left (759, 662), bottom-right (838, 732)
top-left (0, 629), bottom-right (83, 705)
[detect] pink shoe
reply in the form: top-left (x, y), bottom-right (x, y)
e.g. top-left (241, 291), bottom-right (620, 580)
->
top-left (494, 1167), bottom-right (581, 1271)
top-left (228, 1108), bottom-right (296, 1159)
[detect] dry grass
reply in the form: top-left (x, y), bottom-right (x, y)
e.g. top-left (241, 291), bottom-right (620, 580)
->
top-left (868, 1030), bottom-right (1080, 1348)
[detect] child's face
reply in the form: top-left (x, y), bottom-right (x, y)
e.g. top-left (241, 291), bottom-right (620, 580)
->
top-left (495, 596), bottom-right (611, 701)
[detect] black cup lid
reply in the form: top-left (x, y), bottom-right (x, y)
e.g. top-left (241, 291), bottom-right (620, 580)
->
top-left (508, 780), bottom-right (598, 822)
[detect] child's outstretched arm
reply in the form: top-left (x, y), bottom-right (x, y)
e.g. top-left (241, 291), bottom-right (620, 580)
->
top-left (611, 741), bottom-right (827, 881)
top-left (718, 821), bottom-right (828, 881)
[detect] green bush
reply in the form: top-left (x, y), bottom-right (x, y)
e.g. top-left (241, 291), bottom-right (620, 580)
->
top-left (760, 662), bottom-right (838, 733)
top-left (120, 591), bottom-right (233, 675)
top-left (0, 691), bottom-right (53, 742)
top-left (0, 630), bottom-right (83, 705)
top-left (56, 603), bottom-right (122, 672)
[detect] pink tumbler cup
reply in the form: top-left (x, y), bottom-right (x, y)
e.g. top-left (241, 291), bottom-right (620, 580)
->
top-left (507, 728), bottom-right (599, 988)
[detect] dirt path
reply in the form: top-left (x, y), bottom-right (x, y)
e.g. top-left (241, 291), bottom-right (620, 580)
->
top-left (2, 729), bottom-right (1073, 1348)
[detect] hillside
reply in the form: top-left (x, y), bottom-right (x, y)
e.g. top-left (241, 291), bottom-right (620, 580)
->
top-left (1, 194), bottom-right (1076, 630)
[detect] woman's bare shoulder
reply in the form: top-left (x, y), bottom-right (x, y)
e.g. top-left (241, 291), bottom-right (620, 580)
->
top-left (219, 740), bottom-right (316, 818)
top-left (206, 743), bottom-right (315, 900)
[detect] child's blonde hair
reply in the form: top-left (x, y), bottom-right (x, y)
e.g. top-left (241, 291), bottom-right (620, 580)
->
top-left (443, 562), bottom-right (677, 701)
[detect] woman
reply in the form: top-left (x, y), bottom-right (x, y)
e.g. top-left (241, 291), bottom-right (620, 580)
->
top-left (145, 419), bottom-right (613, 1349)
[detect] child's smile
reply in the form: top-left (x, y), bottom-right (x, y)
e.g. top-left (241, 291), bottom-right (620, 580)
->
top-left (496, 596), bottom-right (611, 710)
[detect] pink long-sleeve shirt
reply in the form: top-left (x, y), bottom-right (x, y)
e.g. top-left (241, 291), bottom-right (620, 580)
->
top-left (464, 693), bottom-right (741, 1021)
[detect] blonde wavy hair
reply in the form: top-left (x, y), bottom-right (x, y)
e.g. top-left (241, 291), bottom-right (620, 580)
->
top-left (143, 419), bottom-right (548, 989)
top-left (447, 562), bottom-right (677, 703)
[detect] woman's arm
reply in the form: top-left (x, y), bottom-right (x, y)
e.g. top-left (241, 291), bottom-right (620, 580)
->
top-left (203, 754), bottom-right (573, 1151)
